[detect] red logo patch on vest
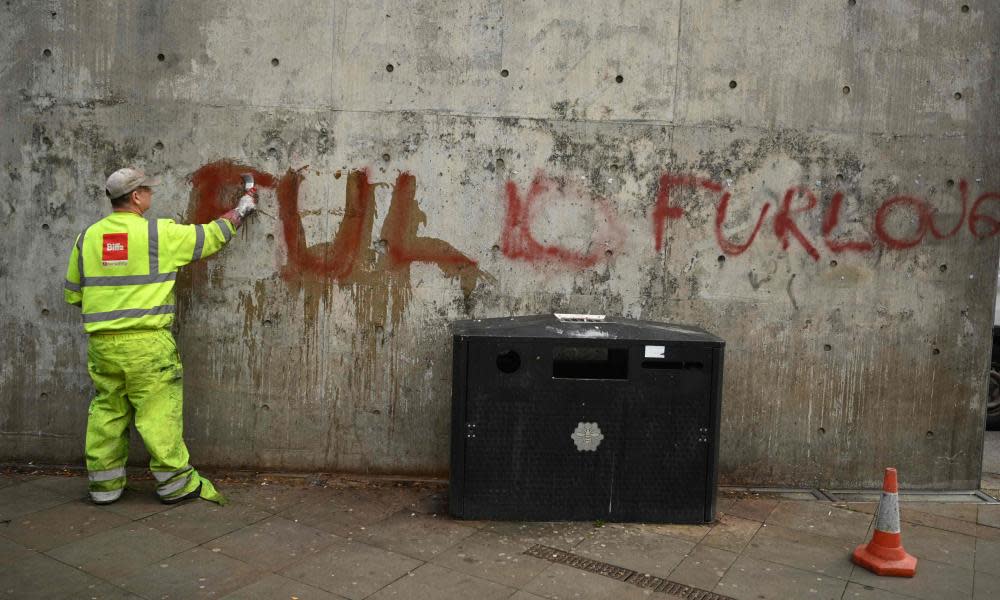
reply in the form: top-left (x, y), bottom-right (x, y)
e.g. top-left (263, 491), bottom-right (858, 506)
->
top-left (102, 232), bottom-right (128, 266)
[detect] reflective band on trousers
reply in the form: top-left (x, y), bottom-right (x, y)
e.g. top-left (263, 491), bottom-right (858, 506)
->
top-left (90, 489), bottom-right (123, 502)
top-left (157, 473), bottom-right (193, 496)
top-left (153, 465), bottom-right (192, 482)
top-left (80, 272), bottom-right (177, 287)
top-left (88, 466), bottom-right (126, 482)
top-left (193, 224), bottom-right (205, 261)
top-left (82, 305), bottom-right (175, 323)
top-left (214, 219), bottom-right (232, 242)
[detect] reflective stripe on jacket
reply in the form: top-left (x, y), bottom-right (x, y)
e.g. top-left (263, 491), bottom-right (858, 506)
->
top-left (64, 212), bottom-right (236, 333)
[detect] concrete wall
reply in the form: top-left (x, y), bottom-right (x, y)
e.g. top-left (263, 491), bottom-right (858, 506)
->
top-left (2, 0), bottom-right (998, 489)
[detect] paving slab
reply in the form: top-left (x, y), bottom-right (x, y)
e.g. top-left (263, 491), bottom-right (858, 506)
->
top-left (979, 504), bottom-right (1000, 529)
top-left (222, 481), bottom-right (314, 514)
top-left (842, 581), bottom-right (915, 599)
top-left (0, 481), bottom-right (73, 521)
top-left (509, 592), bottom-right (548, 600)
top-left (23, 475), bottom-right (90, 500)
top-left (220, 573), bottom-right (348, 599)
top-left (0, 536), bottom-right (34, 566)
top-left (368, 562), bottom-right (515, 600)
top-left (358, 509), bottom-right (479, 561)
top-left (766, 500), bottom-right (873, 542)
top-left (896, 521), bottom-right (976, 569)
top-left (522, 561), bottom-right (662, 600)
top-left (118, 546), bottom-right (263, 599)
top-left (430, 529), bottom-right (552, 588)
top-left (632, 522), bottom-right (712, 544)
top-left (714, 555), bottom-right (847, 600)
top-left (700, 514), bottom-right (761, 553)
top-left (0, 498), bottom-right (130, 551)
top-left (975, 570), bottom-right (1000, 600)
top-left (141, 496), bottom-right (271, 544)
top-left (574, 524), bottom-right (695, 576)
top-left (278, 487), bottom-right (399, 537)
top-left (280, 536), bottom-right (422, 600)
top-left (478, 521), bottom-right (592, 549)
top-left (902, 501), bottom-right (980, 522)
top-left (899, 507), bottom-right (980, 537)
top-left (666, 543), bottom-right (737, 591)
top-left (975, 537), bottom-right (1000, 576)
top-left (211, 515), bottom-right (337, 571)
top-left (45, 522), bottom-right (196, 581)
top-left (848, 558), bottom-right (974, 600)
top-left (724, 497), bottom-right (780, 522)
top-left (744, 523), bottom-right (855, 579)
top-left (0, 551), bottom-right (111, 600)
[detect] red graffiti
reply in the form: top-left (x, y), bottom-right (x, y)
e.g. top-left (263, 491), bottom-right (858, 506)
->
top-left (969, 192), bottom-right (1000, 239)
top-left (502, 173), bottom-right (623, 268)
top-left (773, 186), bottom-right (821, 261)
top-left (822, 193), bottom-right (874, 254)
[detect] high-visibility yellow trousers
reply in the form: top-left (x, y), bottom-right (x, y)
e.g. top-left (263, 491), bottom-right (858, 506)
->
top-left (84, 329), bottom-right (225, 505)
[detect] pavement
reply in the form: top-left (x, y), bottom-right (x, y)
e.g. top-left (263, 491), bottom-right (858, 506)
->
top-left (1, 433), bottom-right (999, 600)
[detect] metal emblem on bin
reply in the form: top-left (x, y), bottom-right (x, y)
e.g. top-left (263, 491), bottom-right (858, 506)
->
top-left (571, 422), bottom-right (604, 451)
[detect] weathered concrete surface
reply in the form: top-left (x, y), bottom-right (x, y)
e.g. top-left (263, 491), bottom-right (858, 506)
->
top-left (1, 1), bottom-right (999, 488)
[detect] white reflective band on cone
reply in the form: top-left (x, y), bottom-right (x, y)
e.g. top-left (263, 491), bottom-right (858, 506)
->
top-left (90, 489), bottom-right (123, 502)
top-left (157, 474), bottom-right (192, 497)
top-left (88, 466), bottom-right (126, 482)
top-left (152, 465), bottom-right (191, 482)
top-left (876, 490), bottom-right (902, 534)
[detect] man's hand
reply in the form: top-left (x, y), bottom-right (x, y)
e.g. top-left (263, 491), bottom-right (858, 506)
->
top-left (235, 173), bottom-right (257, 218)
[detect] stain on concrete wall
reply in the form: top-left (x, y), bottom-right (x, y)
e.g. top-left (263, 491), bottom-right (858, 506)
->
top-left (1, 1), bottom-right (998, 489)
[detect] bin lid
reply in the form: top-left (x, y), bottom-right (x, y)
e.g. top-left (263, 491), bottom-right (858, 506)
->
top-left (451, 314), bottom-right (724, 346)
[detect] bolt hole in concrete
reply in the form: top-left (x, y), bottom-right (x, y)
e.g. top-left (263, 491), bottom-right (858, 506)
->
top-left (40, 392), bottom-right (48, 399)
top-left (717, 255), bottom-right (725, 264)
top-left (848, 0), bottom-right (856, 6)
top-left (263, 319), bottom-right (272, 326)
top-left (605, 249), bottom-right (614, 257)
top-left (940, 263), bottom-right (947, 272)
top-left (954, 92), bottom-right (963, 100)
top-left (382, 153), bottom-right (390, 162)
top-left (262, 404), bottom-right (270, 411)
top-left (501, 68), bottom-right (509, 77)
top-left (830, 260), bottom-right (838, 267)
top-left (947, 178), bottom-right (956, 187)
top-left (157, 53), bottom-right (164, 62)
top-left (154, 141), bottom-right (164, 151)
top-left (615, 74), bottom-right (623, 83)
top-left (267, 147), bottom-right (278, 159)
top-left (723, 168), bottom-right (732, 177)
top-left (836, 172), bottom-right (845, 181)
top-left (43, 48), bottom-right (51, 57)
top-left (495, 158), bottom-right (505, 169)
top-left (962, 4), bottom-right (970, 12)
top-left (729, 80), bottom-right (737, 89)
top-left (842, 85), bottom-right (851, 95)
top-left (42, 136), bottom-right (52, 147)
top-left (385, 63), bottom-right (394, 72)
top-left (818, 427), bottom-right (826, 435)
top-left (824, 344), bottom-right (832, 351)
top-left (491, 244), bottom-right (500, 252)
top-left (266, 233), bottom-right (274, 242)
top-left (927, 430), bottom-right (935, 438)
top-left (271, 57), bottom-right (279, 67)
top-left (41, 309), bottom-right (49, 316)
top-left (42, 223), bottom-right (49, 230)
top-left (610, 163), bottom-right (620, 172)
top-left (933, 348), bottom-right (941, 355)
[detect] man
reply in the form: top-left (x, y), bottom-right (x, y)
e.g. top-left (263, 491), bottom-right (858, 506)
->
top-left (64, 167), bottom-right (256, 505)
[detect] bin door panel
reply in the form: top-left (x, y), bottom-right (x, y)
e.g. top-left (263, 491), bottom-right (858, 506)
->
top-left (612, 346), bottom-right (713, 522)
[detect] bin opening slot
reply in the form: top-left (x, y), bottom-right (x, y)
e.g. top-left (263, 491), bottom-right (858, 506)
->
top-left (642, 360), bottom-right (704, 370)
top-left (553, 346), bottom-right (628, 379)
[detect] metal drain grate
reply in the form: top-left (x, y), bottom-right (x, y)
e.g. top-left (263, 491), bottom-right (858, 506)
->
top-left (524, 544), bottom-right (737, 600)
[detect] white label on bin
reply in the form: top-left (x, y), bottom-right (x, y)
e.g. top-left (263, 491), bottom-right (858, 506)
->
top-left (644, 345), bottom-right (666, 358)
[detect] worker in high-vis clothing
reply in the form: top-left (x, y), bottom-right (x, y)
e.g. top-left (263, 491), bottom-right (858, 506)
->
top-left (64, 167), bottom-right (257, 505)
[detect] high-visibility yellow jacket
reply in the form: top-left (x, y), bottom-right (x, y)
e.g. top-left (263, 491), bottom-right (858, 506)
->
top-left (64, 212), bottom-right (236, 333)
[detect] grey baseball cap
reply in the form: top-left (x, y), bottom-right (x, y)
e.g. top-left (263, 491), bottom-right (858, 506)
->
top-left (105, 167), bottom-right (161, 199)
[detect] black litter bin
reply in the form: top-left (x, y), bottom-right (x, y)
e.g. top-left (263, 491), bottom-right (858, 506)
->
top-left (449, 314), bottom-right (724, 523)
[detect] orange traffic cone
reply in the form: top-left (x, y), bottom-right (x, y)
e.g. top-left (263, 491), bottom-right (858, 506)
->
top-left (852, 467), bottom-right (917, 577)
